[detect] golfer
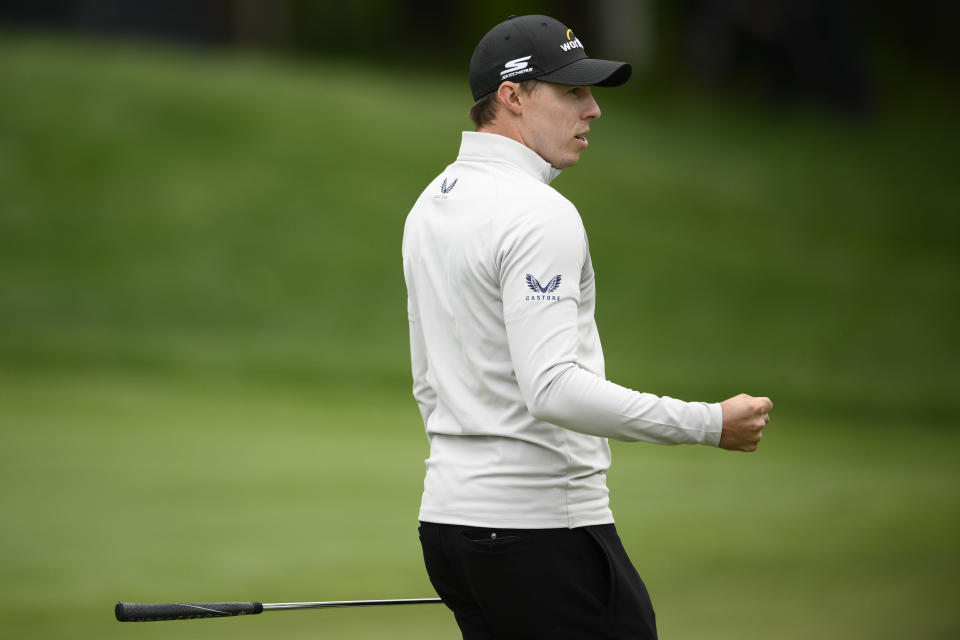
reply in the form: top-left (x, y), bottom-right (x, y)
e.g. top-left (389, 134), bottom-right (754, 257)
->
top-left (402, 15), bottom-right (772, 639)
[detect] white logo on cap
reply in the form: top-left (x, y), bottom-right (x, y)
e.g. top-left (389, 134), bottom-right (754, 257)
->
top-left (500, 55), bottom-right (533, 78)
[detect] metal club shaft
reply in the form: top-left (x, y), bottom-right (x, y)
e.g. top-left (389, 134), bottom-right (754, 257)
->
top-left (264, 597), bottom-right (442, 611)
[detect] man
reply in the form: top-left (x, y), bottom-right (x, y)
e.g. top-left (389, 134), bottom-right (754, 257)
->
top-left (402, 14), bottom-right (772, 640)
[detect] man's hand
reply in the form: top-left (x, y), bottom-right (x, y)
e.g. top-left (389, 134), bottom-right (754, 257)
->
top-left (719, 394), bottom-right (773, 452)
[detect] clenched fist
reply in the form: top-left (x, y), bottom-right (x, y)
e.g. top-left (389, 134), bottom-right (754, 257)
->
top-left (719, 394), bottom-right (773, 452)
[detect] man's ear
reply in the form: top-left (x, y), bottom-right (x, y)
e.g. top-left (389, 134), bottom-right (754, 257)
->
top-left (495, 82), bottom-right (524, 116)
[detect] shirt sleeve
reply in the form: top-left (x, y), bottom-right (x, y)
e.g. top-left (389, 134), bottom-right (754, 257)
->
top-left (406, 275), bottom-right (437, 429)
top-left (499, 200), bottom-right (722, 446)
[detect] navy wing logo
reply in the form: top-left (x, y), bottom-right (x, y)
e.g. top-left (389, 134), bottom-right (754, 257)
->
top-left (525, 274), bottom-right (562, 293)
top-left (525, 274), bottom-right (542, 292)
top-left (440, 177), bottom-right (458, 194)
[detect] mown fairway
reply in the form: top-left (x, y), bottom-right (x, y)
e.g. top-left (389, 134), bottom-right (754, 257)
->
top-left (1, 35), bottom-right (958, 638)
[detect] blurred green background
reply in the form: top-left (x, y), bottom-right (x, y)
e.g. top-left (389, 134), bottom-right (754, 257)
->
top-left (1, 2), bottom-right (959, 638)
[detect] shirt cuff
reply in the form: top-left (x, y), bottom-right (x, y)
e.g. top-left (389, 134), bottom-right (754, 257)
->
top-left (705, 402), bottom-right (724, 447)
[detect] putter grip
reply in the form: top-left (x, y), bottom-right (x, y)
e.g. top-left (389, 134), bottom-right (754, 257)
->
top-left (115, 601), bottom-right (263, 622)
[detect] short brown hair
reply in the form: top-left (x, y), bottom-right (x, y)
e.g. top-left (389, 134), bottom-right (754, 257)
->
top-left (468, 80), bottom-right (539, 129)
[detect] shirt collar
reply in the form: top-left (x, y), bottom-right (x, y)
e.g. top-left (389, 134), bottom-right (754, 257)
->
top-left (457, 131), bottom-right (563, 185)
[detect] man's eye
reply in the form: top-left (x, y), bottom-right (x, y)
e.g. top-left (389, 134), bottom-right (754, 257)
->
top-left (569, 88), bottom-right (580, 95)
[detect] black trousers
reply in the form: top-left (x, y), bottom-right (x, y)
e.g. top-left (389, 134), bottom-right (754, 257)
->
top-left (419, 521), bottom-right (657, 640)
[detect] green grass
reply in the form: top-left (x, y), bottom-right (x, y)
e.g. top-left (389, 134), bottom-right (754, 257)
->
top-left (0, 371), bottom-right (445, 639)
top-left (2, 371), bottom-right (957, 638)
top-left (1, 34), bottom-right (958, 638)
top-left (611, 419), bottom-right (960, 639)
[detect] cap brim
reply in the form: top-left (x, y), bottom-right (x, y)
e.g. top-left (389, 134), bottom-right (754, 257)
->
top-left (537, 58), bottom-right (632, 88)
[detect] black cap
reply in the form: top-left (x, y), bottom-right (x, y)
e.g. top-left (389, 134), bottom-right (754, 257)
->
top-left (469, 15), bottom-right (632, 102)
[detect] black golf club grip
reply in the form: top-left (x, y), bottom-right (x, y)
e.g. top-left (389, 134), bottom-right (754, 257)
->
top-left (115, 601), bottom-right (263, 621)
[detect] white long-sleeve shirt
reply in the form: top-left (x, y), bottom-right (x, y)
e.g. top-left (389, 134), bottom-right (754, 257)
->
top-left (402, 131), bottom-right (722, 529)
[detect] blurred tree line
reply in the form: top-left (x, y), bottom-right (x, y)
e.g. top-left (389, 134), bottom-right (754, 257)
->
top-left (1, 0), bottom-right (957, 115)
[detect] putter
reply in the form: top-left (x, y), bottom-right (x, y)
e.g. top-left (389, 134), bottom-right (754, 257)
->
top-left (115, 597), bottom-right (443, 622)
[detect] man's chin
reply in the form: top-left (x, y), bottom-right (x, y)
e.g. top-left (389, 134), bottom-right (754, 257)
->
top-left (550, 152), bottom-right (582, 170)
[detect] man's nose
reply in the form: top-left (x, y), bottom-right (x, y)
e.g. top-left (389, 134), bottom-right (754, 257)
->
top-left (584, 91), bottom-right (601, 120)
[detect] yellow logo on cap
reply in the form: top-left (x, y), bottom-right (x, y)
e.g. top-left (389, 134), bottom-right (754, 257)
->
top-left (560, 32), bottom-right (583, 52)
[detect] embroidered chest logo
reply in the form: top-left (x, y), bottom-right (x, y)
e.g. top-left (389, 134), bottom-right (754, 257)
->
top-left (525, 273), bottom-right (562, 301)
top-left (434, 177), bottom-right (458, 199)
